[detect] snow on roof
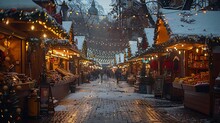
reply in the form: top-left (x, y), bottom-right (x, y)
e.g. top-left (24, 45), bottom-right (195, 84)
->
top-left (0, 0), bottom-right (42, 10)
top-left (144, 28), bottom-right (154, 47)
top-left (160, 9), bottom-right (220, 37)
top-left (115, 54), bottom-right (119, 64)
top-left (129, 41), bottom-right (138, 56)
top-left (115, 53), bottom-right (124, 64)
top-left (62, 21), bottom-right (72, 33)
top-left (74, 36), bottom-right (85, 50)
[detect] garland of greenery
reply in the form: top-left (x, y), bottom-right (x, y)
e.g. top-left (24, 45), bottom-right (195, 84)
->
top-left (0, 9), bottom-right (68, 39)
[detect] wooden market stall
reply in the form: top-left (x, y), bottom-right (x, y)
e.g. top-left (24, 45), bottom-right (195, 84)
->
top-left (138, 46), bottom-right (168, 97)
top-left (153, 8), bottom-right (220, 115)
top-left (0, 0), bottom-right (70, 117)
top-left (0, 1), bottom-right (43, 118)
top-left (45, 39), bottom-right (80, 100)
top-left (127, 56), bottom-right (142, 85)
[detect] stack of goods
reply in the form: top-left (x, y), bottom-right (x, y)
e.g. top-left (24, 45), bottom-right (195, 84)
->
top-left (1, 72), bottom-right (35, 85)
top-left (173, 71), bottom-right (209, 85)
top-left (173, 71), bottom-right (210, 92)
top-left (47, 68), bottom-right (76, 84)
top-left (47, 70), bottom-right (62, 84)
top-left (55, 68), bottom-right (74, 77)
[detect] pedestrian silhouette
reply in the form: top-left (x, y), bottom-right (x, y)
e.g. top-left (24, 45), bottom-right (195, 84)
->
top-left (100, 70), bottom-right (104, 83)
top-left (115, 68), bottom-right (121, 84)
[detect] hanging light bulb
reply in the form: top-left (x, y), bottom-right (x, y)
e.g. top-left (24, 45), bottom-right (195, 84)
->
top-left (174, 47), bottom-right (177, 50)
top-left (196, 48), bottom-right (199, 53)
top-left (43, 33), bottom-right (47, 38)
top-left (5, 19), bottom-right (9, 25)
top-left (31, 25), bottom-right (35, 30)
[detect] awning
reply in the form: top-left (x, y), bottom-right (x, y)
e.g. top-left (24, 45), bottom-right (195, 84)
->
top-left (45, 39), bottom-right (80, 59)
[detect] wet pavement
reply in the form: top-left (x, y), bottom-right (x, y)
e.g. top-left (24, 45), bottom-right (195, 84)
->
top-left (26, 78), bottom-right (214, 123)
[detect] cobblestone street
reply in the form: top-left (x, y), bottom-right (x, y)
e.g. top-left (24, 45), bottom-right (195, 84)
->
top-left (27, 78), bottom-right (212, 123)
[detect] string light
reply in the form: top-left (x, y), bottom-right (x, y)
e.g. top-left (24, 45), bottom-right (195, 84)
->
top-left (43, 34), bottom-right (47, 38)
top-left (74, 22), bottom-right (145, 30)
top-left (196, 48), bottom-right (199, 53)
top-left (0, 9), bottom-right (68, 39)
top-left (31, 25), bottom-right (35, 30)
top-left (5, 19), bottom-right (9, 24)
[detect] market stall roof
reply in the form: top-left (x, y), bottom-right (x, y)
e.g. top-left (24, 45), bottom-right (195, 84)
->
top-left (115, 53), bottom-right (124, 64)
top-left (144, 28), bottom-right (154, 47)
top-left (62, 21), bottom-right (72, 34)
top-left (0, 0), bottom-right (68, 39)
top-left (45, 38), bottom-right (79, 52)
top-left (0, 9), bottom-right (68, 39)
top-left (74, 36), bottom-right (85, 50)
top-left (129, 41), bottom-right (138, 56)
top-left (45, 39), bottom-right (80, 59)
top-left (0, 0), bottom-right (42, 10)
top-left (160, 9), bottom-right (220, 37)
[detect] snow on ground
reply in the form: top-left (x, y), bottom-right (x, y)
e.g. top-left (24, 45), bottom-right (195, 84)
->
top-left (55, 78), bottom-right (213, 123)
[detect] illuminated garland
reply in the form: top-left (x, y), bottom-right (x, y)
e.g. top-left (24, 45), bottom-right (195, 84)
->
top-left (88, 47), bottom-right (127, 62)
top-left (129, 35), bottom-right (220, 61)
top-left (74, 21), bottom-right (146, 30)
top-left (0, 9), bottom-right (68, 39)
top-left (87, 40), bottom-right (128, 47)
top-left (92, 58), bottom-right (113, 63)
top-left (89, 54), bottom-right (117, 59)
top-left (70, 10), bottom-right (151, 18)
top-left (89, 36), bottom-right (129, 41)
top-left (88, 48), bottom-right (125, 54)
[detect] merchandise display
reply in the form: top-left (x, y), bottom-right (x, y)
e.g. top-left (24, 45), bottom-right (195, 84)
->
top-left (0, 72), bottom-right (35, 85)
top-left (173, 71), bottom-right (209, 85)
top-left (47, 68), bottom-right (77, 85)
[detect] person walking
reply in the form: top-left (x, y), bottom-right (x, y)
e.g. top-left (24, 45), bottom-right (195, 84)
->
top-left (115, 68), bottom-right (121, 84)
top-left (100, 70), bottom-right (104, 83)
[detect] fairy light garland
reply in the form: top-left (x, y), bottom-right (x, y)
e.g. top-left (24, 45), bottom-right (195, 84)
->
top-left (0, 9), bottom-right (68, 39)
top-left (87, 40), bottom-right (129, 47)
top-left (74, 21), bottom-right (146, 30)
top-left (88, 48), bottom-right (125, 54)
top-left (88, 47), bottom-right (126, 62)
